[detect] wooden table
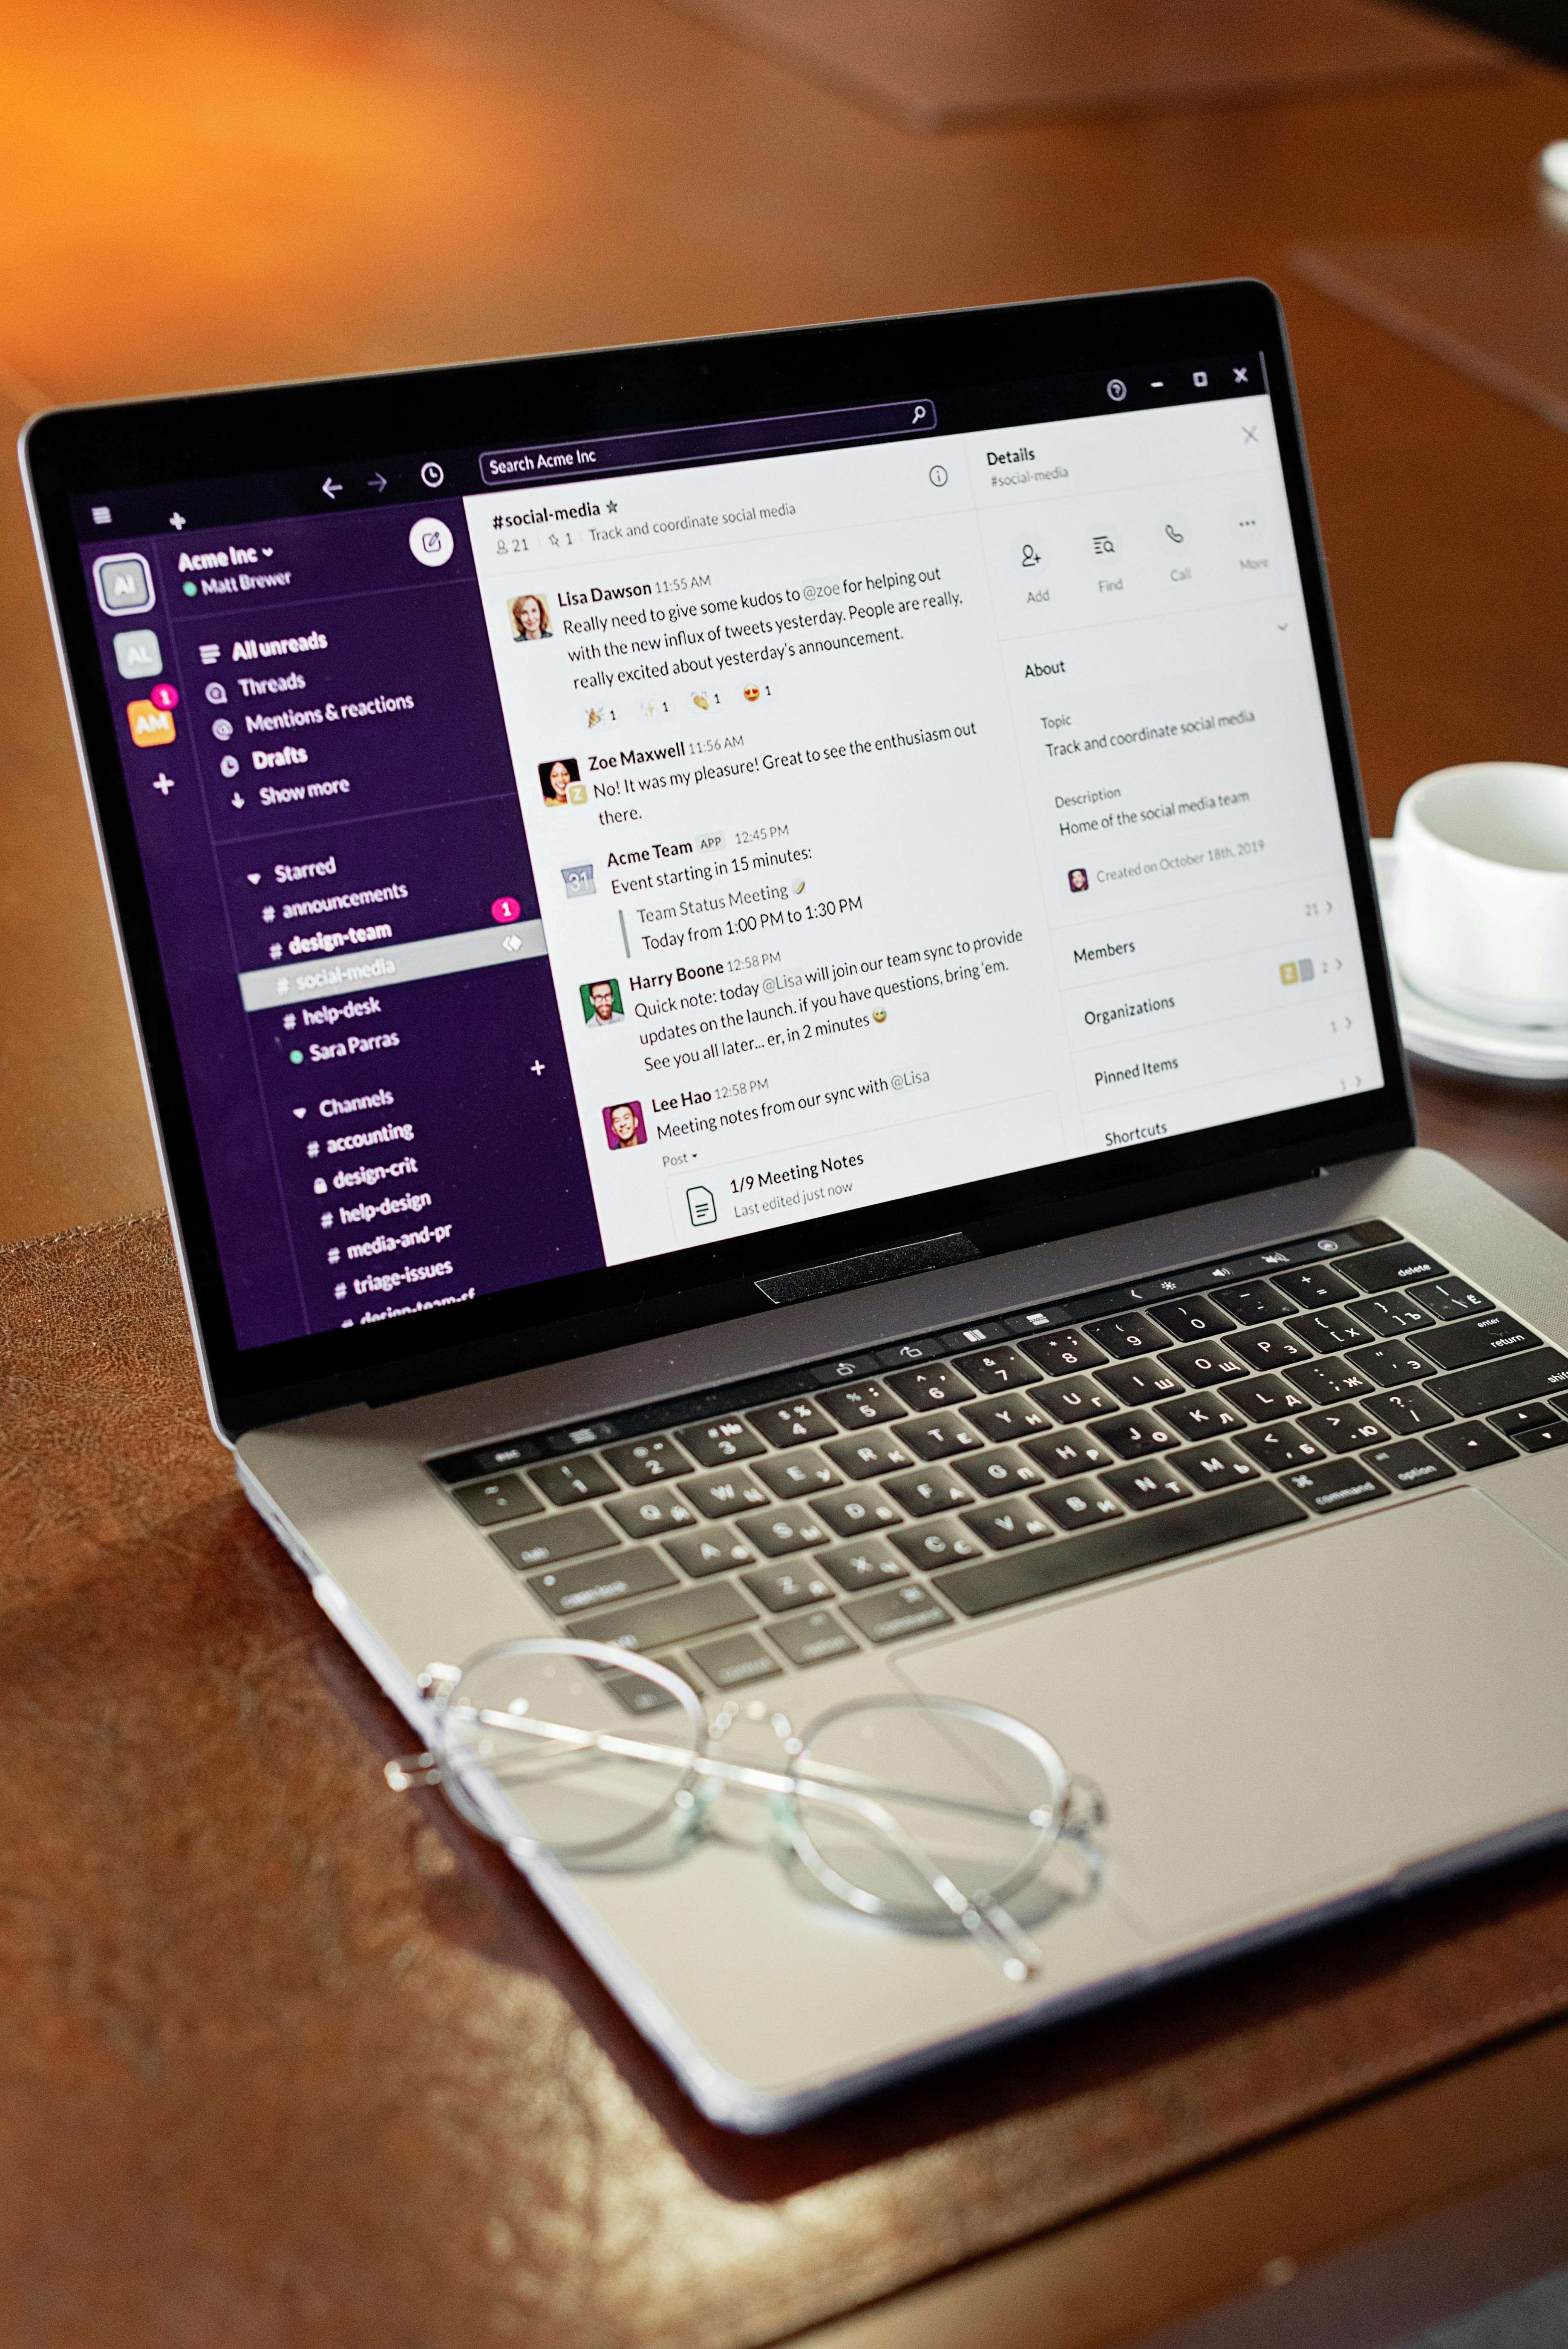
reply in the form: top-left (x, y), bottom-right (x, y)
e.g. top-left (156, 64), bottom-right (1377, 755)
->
top-left (5, 4), bottom-right (1568, 2340)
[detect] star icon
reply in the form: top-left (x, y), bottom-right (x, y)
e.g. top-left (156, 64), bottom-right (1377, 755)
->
top-left (531, 1059), bottom-right (545, 1075)
top-left (606, 501), bottom-right (618, 514)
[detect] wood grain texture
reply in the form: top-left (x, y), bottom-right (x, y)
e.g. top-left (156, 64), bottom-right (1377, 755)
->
top-left (656, 0), bottom-right (1508, 132)
top-left (5, 1210), bottom-right (1568, 2349)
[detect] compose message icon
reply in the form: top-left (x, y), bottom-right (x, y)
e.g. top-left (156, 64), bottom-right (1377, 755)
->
top-left (409, 516), bottom-right (455, 568)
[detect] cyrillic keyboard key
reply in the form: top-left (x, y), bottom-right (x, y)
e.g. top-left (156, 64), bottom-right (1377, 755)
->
top-left (1149, 1295), bottom-right (1238, 1342)
top-left (1291, 1306), bottom-right (1369, 1354)
top-left (1408, 1275), bottom-right (1492, 1322)
top-left (1101, 1462), bottom-right (1190, 1511)
top-left (1160, 1339), bottom-right (1249, 1387)
top-left (453, 1472), bottom-right (543, 1525)
top-left (754, 1448), bottom-right (842, 1499)
top-left (586, 1581), bottom-right (756, 1653)
top-left (1080, 1312), bottom-right (1167, 1358)
top-left (1222, 1372), bottom-right (1314, 1421)
top-left (767, 1609), bottom-right (861, 1667)
top-left (1234, 1421), bottom-right (1326, 1472)
top-left (1167, 1438), bottom-right (1261, 1492)
top-left (1412, 1314), bottom-right (1539, 1371)
top-left (601, 1435), bottom-right (695, 1486)
top-left (742, 1559), bottom-right (836, 1613)
top-left (1341, 1242), bottom-right (1448, 1291)
top-left (678, 1468), bottom-right (771, 1519)
top-left (737, 1503), bottom-right (831, 1557)
top-left (1022, 1426), bottom-right (1115, 1479)
top-left (1027, 1370), bottom-right (1119, 1425)
top-left (1020, 1329), bottom-right (1110, 1377)
top-left (1369, 1384), bottom-right (1454, 1435)
top-left (1099, 1358), bottom-right (1189, 1407)
top-left (604, 1489), bottom-right (698, 1540)
top-left (818, 1536), bottom-right (907, 1591)
top-left (884, 1362), bottom-right (979, 1412)
top-left (1292, 1354), bottom-right (1378, 1406)
top-left (1156, 1392), bottom-right (1248, 1441)
top-left (887, 1517), bottom-right (986, 1570)
top-left (686, 1631), bottom-right (783, 1690)
top-left (677, 1415), bottom-right (767, 1466)
top-left (955, 1445), bottom-right (1043, 1497)
top-left (951, 1344), bottom-right (1039, 1392)
top-left (1038, 1477), bottom-right (1123, 1529)
top-left (1425, 1420), bottom-right (1519, 1471)
top-left (1094, 1409), bottom-right (1180, 1459)
top-left (934, 1482), bottom-right (1309, 1617)
top-left (526, 1546), bottom-right (677, 1616)
top-left (821, 1427), bottom-right (917, 1477)
top-left (1231, 1323), bottom-right (1314, 1371)
top-left (902, 1409), bottom-right (986, 1460)
top-left (1280, 1460), bottom-right (1391, 1513)
top-left (960, 1497), bottom-right (1056, 1549)
top-left (1345, 1339), bottom-right (1431, 1386)
top-left (1348, 1293), bottom-right (1436, 1340)
top-left (747, 1397), bottom-right (839, 1449)
top-left (1270, 1262), bottom-right (1359, 1309)
top-left (883, 1466), bottom-right (974, 1517)
top-left (1209, 1279), bottom-right (1290, 1325)
top-left (813, 1483), bottom-right (904, 1538)
top-left (962, 1391), bottom-right (1054, 1443)
top-left (663, 1526), bottom-right (756, 1578)
top-left (841, 1584), bottom-right (955, 1643)
top-left (1361, 1439), bottom-right (1455, 1492)
top-left (820, 1380), bottom-right (909, 1428)
top-left (491, 1507), bottom-right (620, 1571)
top-left (1296, 1405), bottom-right (1389, 1455)
top-left (1427, 1350), bottom-right (1568, 1416)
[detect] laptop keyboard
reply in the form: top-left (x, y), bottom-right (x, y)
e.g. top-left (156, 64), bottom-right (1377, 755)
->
top-left (427, 1219), bottom-right (1568, 1710)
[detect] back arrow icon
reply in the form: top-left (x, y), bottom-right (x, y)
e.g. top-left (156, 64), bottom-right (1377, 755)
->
top-left (322, 476), bottom-right (342, 499)
top-left (368, 472), bottom-right (387, 493)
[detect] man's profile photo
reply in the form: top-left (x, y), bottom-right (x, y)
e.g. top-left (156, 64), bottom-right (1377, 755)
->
top-left (539, 756), bottom-right (581, 807)
top-left (509, 591), bottom-right (552, 642)
top-left (1068, 867), bottom-right (1090, 893)
top-left (603, 1100), bottom-right (646, 1149)
top-left (581, 977), bottom-right (624, 1026)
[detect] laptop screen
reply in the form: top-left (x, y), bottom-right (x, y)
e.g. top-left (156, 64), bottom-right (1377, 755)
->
top-left (47, 302), bottom-right (1395, 1386)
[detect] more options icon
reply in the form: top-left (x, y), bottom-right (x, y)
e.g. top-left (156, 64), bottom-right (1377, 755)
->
top-left (93, 553), bottom-right (154, 615)
top-left (409, 516), bottom-right (455, 567)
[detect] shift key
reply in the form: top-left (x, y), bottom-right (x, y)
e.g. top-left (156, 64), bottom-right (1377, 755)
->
top-left (580, 1581), bottom-right (757, 1653)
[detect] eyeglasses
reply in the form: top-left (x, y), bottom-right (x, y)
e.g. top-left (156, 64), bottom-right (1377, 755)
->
top-left (387, 1637), bottom-right (1106, 1982)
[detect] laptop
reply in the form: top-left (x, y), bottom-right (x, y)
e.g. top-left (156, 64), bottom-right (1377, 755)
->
top-left (23, 278), bottom-right (1568, 2133)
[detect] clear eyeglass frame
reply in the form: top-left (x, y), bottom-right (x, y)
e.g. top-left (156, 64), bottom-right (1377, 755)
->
top-left (387, 1636), bottom-right (1107, 1984)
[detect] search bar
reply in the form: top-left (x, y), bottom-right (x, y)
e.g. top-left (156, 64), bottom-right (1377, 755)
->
top-left (479, 400), bottom-right (938, 488)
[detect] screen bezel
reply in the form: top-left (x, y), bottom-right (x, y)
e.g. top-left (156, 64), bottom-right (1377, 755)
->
top-left (23, 278), bottom-right (1414, 1437)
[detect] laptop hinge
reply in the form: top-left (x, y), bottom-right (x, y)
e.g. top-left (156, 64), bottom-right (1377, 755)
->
top-left (754, 1231), bottom-right (979, 1308)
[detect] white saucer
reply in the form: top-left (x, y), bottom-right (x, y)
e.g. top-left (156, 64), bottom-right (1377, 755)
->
top-left (1372, 837), bottom-right (1568, 1083)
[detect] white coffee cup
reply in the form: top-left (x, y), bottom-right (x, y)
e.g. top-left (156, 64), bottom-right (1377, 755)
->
top-left (1392, 761), bottom-right (1568, 1029)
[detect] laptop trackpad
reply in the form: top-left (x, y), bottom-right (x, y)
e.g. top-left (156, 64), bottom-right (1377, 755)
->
top-left (894, 1488), bottom-right (1568, 1940)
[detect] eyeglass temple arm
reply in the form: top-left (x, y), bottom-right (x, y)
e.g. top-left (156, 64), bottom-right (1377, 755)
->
top-left (386, 1707), bottom-right (1044, 1983)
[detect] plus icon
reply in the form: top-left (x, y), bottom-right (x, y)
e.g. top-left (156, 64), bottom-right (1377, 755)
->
top-left (151, 772), bottom-right (176, 795)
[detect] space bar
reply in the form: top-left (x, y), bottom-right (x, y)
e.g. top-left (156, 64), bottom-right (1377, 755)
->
top-left (934, 1484), bottom-right (1310, 1618)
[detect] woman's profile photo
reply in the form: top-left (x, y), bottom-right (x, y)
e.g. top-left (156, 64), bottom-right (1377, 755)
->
top-left (539, 756), bottom-right (580, 807)
top-left (603, 1101), bottom-right (646, 1150)
top-left (509, 591), bottom-right (552, 642)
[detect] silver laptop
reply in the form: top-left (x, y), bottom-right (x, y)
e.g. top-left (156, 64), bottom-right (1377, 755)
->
top-left (24, 280), bottom-right (1568, 2133)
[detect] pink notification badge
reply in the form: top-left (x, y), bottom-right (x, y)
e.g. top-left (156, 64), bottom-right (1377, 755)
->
top-left (150, 682), bottom-right (179, 711)
top-left (490, 895), bottom-right (522, 923)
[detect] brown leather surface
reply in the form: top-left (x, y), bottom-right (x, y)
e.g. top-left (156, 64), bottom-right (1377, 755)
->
top-left (7, 1209), bottom-right (1568, 2347)
top-left (657, 0), bottom-right (1506, 132)
top-left (1294, 226), bottom-right (1568, 436)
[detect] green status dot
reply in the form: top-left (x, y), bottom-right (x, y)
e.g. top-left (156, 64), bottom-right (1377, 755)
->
top-left (183, 581), bottom-right (198, 597)
top-left (289, 1049), bottom-right (303, 1064)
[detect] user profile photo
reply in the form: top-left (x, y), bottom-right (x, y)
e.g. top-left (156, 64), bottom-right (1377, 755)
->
top-left (508, 591), bottom-right (552, 642)
top-left (1068, 866), bottom-right (1090, 894)
top-left (539, 755), bottom-right (584, 807)
top-left (581, 977), bottom-right (624, 1027)
top-left (603, 1099), bottom-right (646, 1150)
